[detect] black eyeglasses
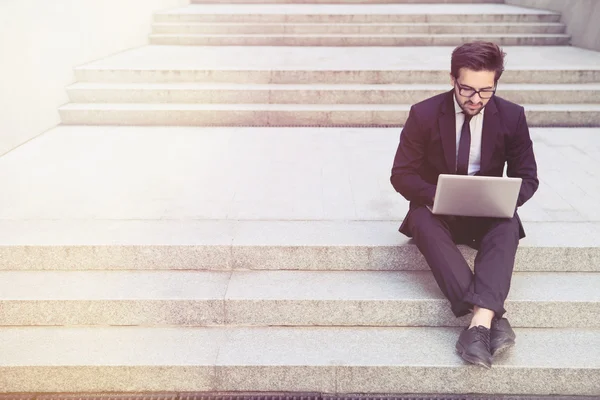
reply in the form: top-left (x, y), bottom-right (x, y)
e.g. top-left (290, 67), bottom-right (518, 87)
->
top-left (455, 81), bottom-right (496, 99)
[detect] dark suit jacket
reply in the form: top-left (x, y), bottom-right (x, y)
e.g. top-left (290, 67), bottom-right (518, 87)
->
top-left (390, 90), bottom-right (539, 239)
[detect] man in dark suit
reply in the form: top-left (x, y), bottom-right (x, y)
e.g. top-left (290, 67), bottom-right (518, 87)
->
top-left (390, 41), bottom-right (539, 369)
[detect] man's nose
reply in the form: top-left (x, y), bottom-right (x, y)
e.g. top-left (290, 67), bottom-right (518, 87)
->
top-left (471, 93), bottom-right (483, 103)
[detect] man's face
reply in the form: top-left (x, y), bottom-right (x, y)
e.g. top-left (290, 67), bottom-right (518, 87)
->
top-left (450, 68), bottom-right (496, 117)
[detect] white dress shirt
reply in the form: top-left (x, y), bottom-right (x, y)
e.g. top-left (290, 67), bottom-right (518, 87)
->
top-left (453, 95), bottom-right (484, 176)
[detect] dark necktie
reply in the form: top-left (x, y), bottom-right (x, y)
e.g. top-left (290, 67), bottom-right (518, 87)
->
top-left (456, 113), bottom-right (473, 175)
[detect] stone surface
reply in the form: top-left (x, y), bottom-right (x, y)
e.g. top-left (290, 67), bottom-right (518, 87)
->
top-left (58, 102), bottom-right (600, 127)
top-left (73, 45), bottom-right (600, 84)
top-left (3, 326), bottom-right (596, 394)
top-left (0, 270), bottom-right (598, 327)
top-left (75, 68), bottom-right (600, 85)
top-left (155, 4), bottom-right (559, 24)
top-left (1, 126), bottom-right (598, 222)
top-left (225, 270), bottom-right (600, 327)
top-left (1, 220), bottom-right (600, 271)
top-left (506, 0), bottom-right (600, 52)
top-left (0, 300), bottom-right (224, 326)
top-left (148, 33), bottom-right (571, 47)
top-left (0, 127), bottom-right (600, 271)
top-left (336, 366), bottom-right (600, 395)
top-left (0, 245), bottom-right (232, 271)
top-left (151, 22), bottom-right (566, 35)
top-left (0, 366), bottom-right (215, 393)
top-left (0, 271), bottom-right (230, 325)
top-left (191, 0), bottom-right (506, 3)
top-left (67, 82), bottom-right (600, 104)
top-left (0, 325), bottom-right (223, 363)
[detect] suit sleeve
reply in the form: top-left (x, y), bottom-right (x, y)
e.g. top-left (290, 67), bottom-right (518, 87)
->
top-left (507, 107), bottom-right (539, 207)
top-left (390, 106), bottom-right (437, 206)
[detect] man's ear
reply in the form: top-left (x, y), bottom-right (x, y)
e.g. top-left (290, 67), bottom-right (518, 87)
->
top-left (449, 73), bottom-right (455, 87)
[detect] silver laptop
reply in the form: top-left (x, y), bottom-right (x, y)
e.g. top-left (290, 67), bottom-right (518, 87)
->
top-left (429, 174), bottom-right (522, 218)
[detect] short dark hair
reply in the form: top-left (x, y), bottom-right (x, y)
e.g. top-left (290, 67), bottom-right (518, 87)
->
top-left (451, 41), bottom-right (506, 82)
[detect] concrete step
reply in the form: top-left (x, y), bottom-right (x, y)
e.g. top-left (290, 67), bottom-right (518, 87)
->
top-left (75, 67), bottom-right (600, 85)
top-left (191, 0), bottom-right (506, 3)
top-left (1, 270), bottom-right (598, 327)
top-left (58, 102), bottom-right (600, 127)
top-left (152, 22), bottom-right (567, 35)
top-left (1, 220), bottom-right (599, 272)
top-left (148, 33), bottom-right (570, 46)
top-left (73, 46), bottom-right (600, 84)
top-left (66, 83), bottom-right (600, 104)
top-left (0, 326), bottom-right (598, 394)
top-left (154, 4), bottom-right (561, 23)
top-left (1, 125), bottom-right (598, 221)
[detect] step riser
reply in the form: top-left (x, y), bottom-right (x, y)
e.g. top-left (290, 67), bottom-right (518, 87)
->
top-left (1, 300), bottom-right (597, 328)
top-left (2, 245), bottom-right (599, 272)
top-left (67, 88), bottom-right (600, 105)
top-left (59, 109), bottom-right (600, 127)
top-left (154, 14), bottom-right (561, 23)
top-left (1, 365), bottom-right (597, 395)
top-left (74, 69), bottom-right (600, 84)
top-left (152, 24), bottom-right (566, 35)
top-left (148, 35), bottom-right (570, 46)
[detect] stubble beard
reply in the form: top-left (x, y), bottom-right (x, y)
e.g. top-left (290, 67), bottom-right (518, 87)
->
top-left (460, 98), bottom-right (484, 116)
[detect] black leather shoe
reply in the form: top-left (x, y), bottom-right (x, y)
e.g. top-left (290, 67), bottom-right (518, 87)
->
top-left (455, 325), bottom-right (492, 369)
top-left (491, 317), bottom-right (516, 356)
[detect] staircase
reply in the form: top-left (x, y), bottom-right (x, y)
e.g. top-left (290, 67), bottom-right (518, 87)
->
top-left (1, 0), bottom-right (600, 397)
top-left (58, 3), bottom-right (600, 127)
top-left (149, 4), bottom-right (571, 46)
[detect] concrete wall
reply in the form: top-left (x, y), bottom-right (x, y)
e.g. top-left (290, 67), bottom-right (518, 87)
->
top-left (0, 0), bottom-right (188, 156)
top-left (505, 0), bottom-right (600, 51)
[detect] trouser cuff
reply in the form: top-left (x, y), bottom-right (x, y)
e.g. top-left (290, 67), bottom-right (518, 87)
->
top-left (461, 292), bottom-right (506, 319)
top-left (451, 301), bottom-right (473, 318)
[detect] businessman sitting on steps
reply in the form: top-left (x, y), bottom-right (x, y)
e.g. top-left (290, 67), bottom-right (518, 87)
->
top-left (390, 41), bottom-right (539, 369)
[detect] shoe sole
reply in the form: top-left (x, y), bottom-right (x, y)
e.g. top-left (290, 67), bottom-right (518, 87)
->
top-left (455, 343), bottom-right (492, 369)
top-left (491, 339), bottom-right (516, 356)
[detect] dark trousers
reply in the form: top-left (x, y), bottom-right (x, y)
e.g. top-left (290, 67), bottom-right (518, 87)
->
top-left (407, 206), bottom-right (520, 319)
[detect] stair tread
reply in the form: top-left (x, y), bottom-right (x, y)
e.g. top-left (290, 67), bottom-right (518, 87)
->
top-left (73, 45), bottom-right (600, 72)
top-left (150, 33), bottom-right (571, 37)
top-left (157, 4), bottom-right (559, 15)
top-left (2, 218), bottom-right (600, 249)
top-left (2, 326), bottom-right (598, 393)
top-left (152, 22), bottom-right (566, 26)
top-left (0, 326), bottom-right (597, 368)
top-left (149, 33), bottom-right (571, 38)
top-left (59, 103), bottom-right (600, 110)
top-left (1, 270), bottom-right (599, 302)
top-left (0, 126), bottom-right (600, 231)
top-left (67, 82), bottom-right (600, 90)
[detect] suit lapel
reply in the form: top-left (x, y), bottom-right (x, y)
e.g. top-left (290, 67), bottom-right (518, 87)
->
top-left (439, 90), bottom-right (457, 173)
top-left (480, 96), bottom-right (500, 174)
